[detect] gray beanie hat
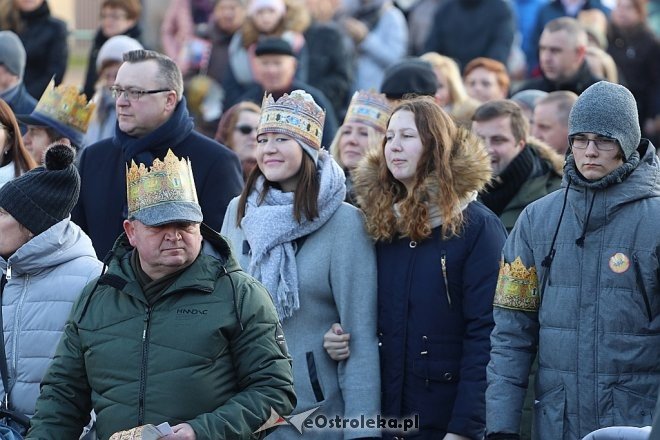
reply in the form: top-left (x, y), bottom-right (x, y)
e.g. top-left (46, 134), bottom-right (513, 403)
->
top-left (0, 144), bottom-right (80, 235)
top-left (0, 31), bottom-right (26, 78)
top-left (568, 81), bottom-right (641, 159)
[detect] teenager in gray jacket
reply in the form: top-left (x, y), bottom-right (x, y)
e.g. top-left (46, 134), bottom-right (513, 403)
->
top-left (486, 82), bottom-right (660, 440)
top-left (0, 144), bottom-right (102, 435)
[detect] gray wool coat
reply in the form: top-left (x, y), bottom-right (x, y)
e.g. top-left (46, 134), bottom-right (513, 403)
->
top-left (487, 140), bottom-right (660, 439)
top-left (221, 197), bottom-right (381, 439)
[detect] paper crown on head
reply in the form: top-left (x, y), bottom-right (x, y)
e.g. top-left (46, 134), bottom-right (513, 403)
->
top-left (17, 82), bottom-right (95, 146)
top-left (344, 90), bottom-right (392, 133)
top-left (258, 90), bottom-right (325, 151)
top-left (126, 149), bottom-right (203, 226)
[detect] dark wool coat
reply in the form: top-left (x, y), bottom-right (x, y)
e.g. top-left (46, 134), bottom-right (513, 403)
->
top-left (17, 1), bottom-right (68, 99)
top-left (72, 97), bottom-right (243, 259)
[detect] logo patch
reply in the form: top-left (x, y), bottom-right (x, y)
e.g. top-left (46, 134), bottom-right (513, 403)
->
top-left (609, 252), bottom-right (630, 274)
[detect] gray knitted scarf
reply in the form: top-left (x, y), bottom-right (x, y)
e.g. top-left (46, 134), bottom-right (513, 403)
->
top-left (241, 151), bottom-right (347, 320)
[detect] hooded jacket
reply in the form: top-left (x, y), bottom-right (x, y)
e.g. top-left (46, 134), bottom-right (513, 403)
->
top-left (26, 225), bottom-right (295, 440)
top-left (354, 128), bottom-right (507, 439)
top-left (0, 218), bottom-right (102, 418)
top-left (487, 140), bottom-right (660, 439)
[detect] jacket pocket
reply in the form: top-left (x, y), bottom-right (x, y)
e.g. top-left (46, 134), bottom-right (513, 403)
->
top-left (306, 351), bottom-right (325, 402)
top-left (612, 385), bottom-right (655, 426)
top-left (533, 384), bottom-right (566, 439)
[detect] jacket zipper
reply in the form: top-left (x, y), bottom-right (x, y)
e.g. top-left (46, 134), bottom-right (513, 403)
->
top-left (137, 306), bottom-right (152, 425)
top-left (6, 265), bottom-right (11, 280)
top-left (441, 251), bottom-right (452, 308)
top-left (632, 255), bottom-right (653, 322)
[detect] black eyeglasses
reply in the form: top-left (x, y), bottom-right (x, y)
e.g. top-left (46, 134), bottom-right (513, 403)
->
top-left (235, 125), bottom-right (257, 135)
top-left (110, 86), bottom-right (172, 101)
top-left (569, 134), bottom-right (619, 151)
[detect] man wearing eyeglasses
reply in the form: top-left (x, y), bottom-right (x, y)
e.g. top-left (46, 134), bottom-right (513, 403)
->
top-left (72, 49), bottom-right (243, 259)
top-left (486, 81), bottom-right (660, 440)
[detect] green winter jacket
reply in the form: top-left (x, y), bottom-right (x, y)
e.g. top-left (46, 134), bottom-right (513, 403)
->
top-left (26, 225), bottom-right (296, 440)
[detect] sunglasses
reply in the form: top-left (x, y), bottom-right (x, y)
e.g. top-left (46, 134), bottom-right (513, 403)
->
top-left (235, 125), bottom-right (257, 135)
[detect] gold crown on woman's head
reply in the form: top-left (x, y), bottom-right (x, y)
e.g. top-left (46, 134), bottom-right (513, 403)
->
top-left (126, 149), bottom-right (202, 226)
top-left (258, 90), bottom-right (325, 150)
top-left (344, 90), bottom-right (392, 133)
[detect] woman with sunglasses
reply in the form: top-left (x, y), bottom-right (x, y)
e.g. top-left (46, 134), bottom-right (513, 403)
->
top-left (214, 101), bottom-right (261, 181)
top-left (0, 100), bottom-right (35, 188)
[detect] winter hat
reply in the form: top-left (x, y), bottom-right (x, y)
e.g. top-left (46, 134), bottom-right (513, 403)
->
top-left (380, 59), bottom-right (438, 100)
top-left (248, 0), bottom-right (286, 17)
top-left (255, 37), bottom-right (294, 57)
top-left (0, 144), bottom-right (80, 235)
top-left (96, 35), bottom-right (144, 72)
top-left (568, 81), bottom-right (640, 159)
top-left (0, 31), bottom-right (26, 79)
top-left (510, 89), bottom-right (548, 113)
top-left (258, 90), bottom-right (325, 164)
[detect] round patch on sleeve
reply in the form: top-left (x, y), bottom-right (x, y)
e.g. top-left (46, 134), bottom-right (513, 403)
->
top-left (609, 252), bottom-right (630, 274)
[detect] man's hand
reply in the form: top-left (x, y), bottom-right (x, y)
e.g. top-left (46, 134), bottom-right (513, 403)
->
top-left (323, 323), bottom-right (351, 361)
top-left (164, 423), bottom-right (196, 439)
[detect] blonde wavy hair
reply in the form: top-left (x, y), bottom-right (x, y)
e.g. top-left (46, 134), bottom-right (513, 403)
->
top-left (356, 98), bottom-right (486, 242)
top-left (242, 0), bottom-right (311, 47)
top-left (329, 123), bottom-right (383, 171)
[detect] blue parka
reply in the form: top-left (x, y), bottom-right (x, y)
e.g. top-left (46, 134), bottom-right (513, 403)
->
top-left (354, 130), bottom-right (507, 439)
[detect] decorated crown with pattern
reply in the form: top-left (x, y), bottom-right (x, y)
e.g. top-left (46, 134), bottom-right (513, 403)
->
top-left (258, 90), bottom-right (325, 150)
top-left (126, 149), bottom-right (199, 219)
top-left (30, 83), bottom-right (95, 144)
top-left (344, 90), bottom-right (392, 133)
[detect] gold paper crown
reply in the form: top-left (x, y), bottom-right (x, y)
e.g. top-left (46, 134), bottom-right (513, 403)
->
top-left (126, 149), bottom-right (199, 217)
top-left (258, 90), bottom-right (325, 150)
top-left (34, 83), bottom-right (95, 134)
top-left (344, 90), bottom-right (392, 133)
top-left (494, 256), bottom-right (540, 312)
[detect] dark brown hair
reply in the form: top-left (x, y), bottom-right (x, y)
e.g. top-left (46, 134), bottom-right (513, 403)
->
top-left (0, 99), bottom-right (36, 175)
top-left (472, 99), bottom-right (529, 144)
top-left (101, 0), bottom-right (142, 20)
top-left (236, 151), bottom-right (319, 225)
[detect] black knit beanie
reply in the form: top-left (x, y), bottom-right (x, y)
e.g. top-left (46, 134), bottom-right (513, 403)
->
top-left (0, 144), bottom-right (80, 235)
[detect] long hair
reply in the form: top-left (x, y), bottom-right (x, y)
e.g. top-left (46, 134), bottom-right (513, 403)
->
top-left (329, 122), bottom-right (382, 171)
top-left (0, 100), bottom-right (36, 176)
top-left (236, 151), bottom-right (319, 225)
top-left (359, 98), bottom-right (470, 241)
top-left (0, 0), bottom-right (22, 33)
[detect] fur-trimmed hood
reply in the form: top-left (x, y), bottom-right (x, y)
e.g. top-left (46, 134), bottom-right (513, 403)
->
top-left (353, 125), bottom-right (492, 241)
top-left (354, 126), bottom-right (492, 206)
top-left (526, 136), bottom-right (564, 176)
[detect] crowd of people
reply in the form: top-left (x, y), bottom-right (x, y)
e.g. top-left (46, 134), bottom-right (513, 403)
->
top-left (0, 0), bottom-right (658, 439)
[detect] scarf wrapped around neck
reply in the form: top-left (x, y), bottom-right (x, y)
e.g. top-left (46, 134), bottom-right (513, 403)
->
top-left (241, 151), bottom-right (346, 320)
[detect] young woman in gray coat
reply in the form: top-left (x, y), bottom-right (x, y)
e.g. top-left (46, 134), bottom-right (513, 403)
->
top-left (221, 90), bottom-right (380, 439)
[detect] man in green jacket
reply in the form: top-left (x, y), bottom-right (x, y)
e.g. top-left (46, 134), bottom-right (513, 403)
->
top-left (27, 150), bottom-right (296, 440)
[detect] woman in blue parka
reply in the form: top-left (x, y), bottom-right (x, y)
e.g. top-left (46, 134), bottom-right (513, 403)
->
top-left (325, 97), bottom-right (507, 440)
